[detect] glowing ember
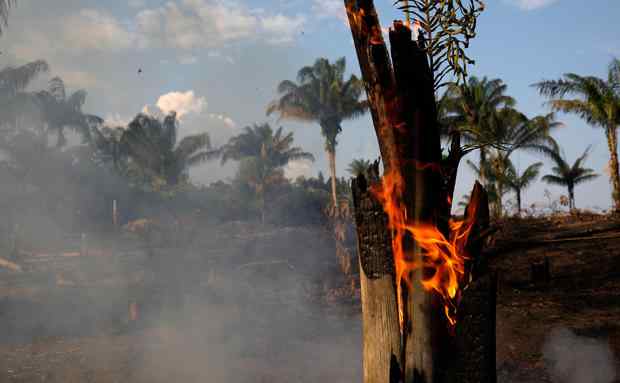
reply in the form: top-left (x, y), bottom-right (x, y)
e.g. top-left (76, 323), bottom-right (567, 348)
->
top-left (371, 169), bottom-right (477, 330)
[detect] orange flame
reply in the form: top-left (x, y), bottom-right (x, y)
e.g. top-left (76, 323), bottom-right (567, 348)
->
top-left (371, 169), bottom-right (476, 330)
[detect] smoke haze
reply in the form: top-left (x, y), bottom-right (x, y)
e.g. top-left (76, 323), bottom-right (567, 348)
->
top-left (543, 327), bottom-right (618, 383)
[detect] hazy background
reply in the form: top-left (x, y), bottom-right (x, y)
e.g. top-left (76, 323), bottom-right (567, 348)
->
top-left (1, 0), bottom-right (619, 211)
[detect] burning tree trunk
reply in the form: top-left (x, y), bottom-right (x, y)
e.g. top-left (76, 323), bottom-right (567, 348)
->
top-left (345, 1), bottom-right (495, 382)
top-left (345, 1), bottom-right (444, 381)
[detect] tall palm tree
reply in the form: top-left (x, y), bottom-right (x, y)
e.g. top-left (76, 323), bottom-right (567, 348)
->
top-left (0, 0), bottom-right (16, 36)
top-left (534, 58), bottom-right (620, 211)
top-left (35, 77), bottom-right (103, 146)
top-left (503, 159), bottom-right (543, 215)
top-left (540, 142), bottom-right (598, 210)
top-left (120, 112), bottom-right (216, 186)
top-left (441, 76), bottom-right (516, 185)
top-left (220, 123), bottom-right (314, 222)
top-left (267, 57), bottom-right (368, 208)
top-left (346, 158), bottom-right (371, 178)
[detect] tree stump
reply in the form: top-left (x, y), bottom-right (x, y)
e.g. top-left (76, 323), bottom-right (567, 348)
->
top-left (352, 171), bottom-right (403, 383)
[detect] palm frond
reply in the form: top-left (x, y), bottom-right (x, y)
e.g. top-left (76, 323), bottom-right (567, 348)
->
top-left (185, 149), bottom-right (220, 167)
top-left (0, 60), bottom-right (49, 95)
top-left (609, 57), bottom-right (620, 91)
top-left (542, 174), bottom-right (568, 186)
top-left (174, 132), bottom-right (212, 160)
top-left (533, 75), bottom-right (586, 98)
top-left (573, 173), bottom-right (599, 185)
top-left (546, 99), bottom-right (598, 125)
top-left (572, 145), bottom-right (592, 172)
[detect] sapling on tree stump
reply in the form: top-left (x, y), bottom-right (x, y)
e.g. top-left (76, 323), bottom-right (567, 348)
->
top-left (345, 0), bottom-right (494, 382)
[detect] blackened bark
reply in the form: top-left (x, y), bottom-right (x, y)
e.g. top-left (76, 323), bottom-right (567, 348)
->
top-left (451, 273), bottom-right (497, 383)
top-left (352, 170), bottom-right (403, 383)
top-left (465, 181), bottom-right (491, 281)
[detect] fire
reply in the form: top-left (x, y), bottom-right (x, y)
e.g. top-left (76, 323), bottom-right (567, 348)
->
top-left (371, 169), bottom-right (477, 330)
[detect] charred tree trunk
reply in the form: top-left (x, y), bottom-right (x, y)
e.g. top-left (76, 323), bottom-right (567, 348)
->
top-left (451, 273), bottom-right (497, 383)
top-left (345, 1), bottom-right (446, 381)
top-left (346, 2), bottom-right (495, 383)
top-left (352, 169), bottom-right (403, 383)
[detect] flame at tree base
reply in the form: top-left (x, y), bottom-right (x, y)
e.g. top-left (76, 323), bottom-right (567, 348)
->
top-left (370, 168), bottom-right (477, 331)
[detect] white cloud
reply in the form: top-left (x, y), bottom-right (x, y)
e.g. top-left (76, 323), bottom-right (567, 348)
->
top-left (9, 8), bottom-right (134, 59)
top-left (504, 0), bottom-right (560, 10)
top-left (63, 9), bottom-right (136, 52)
top-left (155, 91), bottom-right (207, 119)
top-left (135, 0), bottom-right (306, 49)
top-left (261, 14), bottom-right (306, 44)
top-left (8, 1), bottom-right (304, 63)
top-left (312, 0), bottom-right (347, 23)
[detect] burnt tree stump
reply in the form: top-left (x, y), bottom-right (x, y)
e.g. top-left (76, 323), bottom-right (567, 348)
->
top-left (352, 171), bottom-right (403, 383)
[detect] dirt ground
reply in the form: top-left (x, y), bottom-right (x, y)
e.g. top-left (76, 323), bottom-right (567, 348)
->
top-left (0, 216), bottom-right (619, 382)
top-left (490, 214), bottom-right (620, 382)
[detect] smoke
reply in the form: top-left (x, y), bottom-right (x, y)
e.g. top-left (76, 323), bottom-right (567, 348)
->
top-left (542, 327), bottom-right (618, 383)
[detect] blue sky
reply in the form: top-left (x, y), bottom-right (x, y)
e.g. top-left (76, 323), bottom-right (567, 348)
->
top-left (1, 0), bottom-right (619, 212)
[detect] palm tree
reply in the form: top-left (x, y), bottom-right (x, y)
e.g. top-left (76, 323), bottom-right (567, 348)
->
top-left (441, 76), bottom-right (516, 185)
top-left (503, 159), bottom-right (543, 215)
top-left (35, 77), bottom-right (103, 146)
top-left (220, 123), bottom-right (314, 167)
top-left (347, 158), bottom-right (371, 178)
top-left (220, 123), bottom-right (314, 222)
top-left (267, 57), bottom-right (368, 208)
top-left (90, 125), bottom-right (128, 172)
top-left (0, 60), bottom-right (49, 127)
top-left (0, 0), bottom-right (15, 35)
top-left (486, 110), bottom-right (560, 216)
top-left (540, 142), bottom-right (598, 210)
top-left (534, 58), bottom-right (620, 211)
top-left (120, 112), bottom-right (216, 186)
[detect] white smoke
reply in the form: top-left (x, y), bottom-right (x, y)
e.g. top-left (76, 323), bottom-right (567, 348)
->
top-left (542, 327), bottom-right (617, 383)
